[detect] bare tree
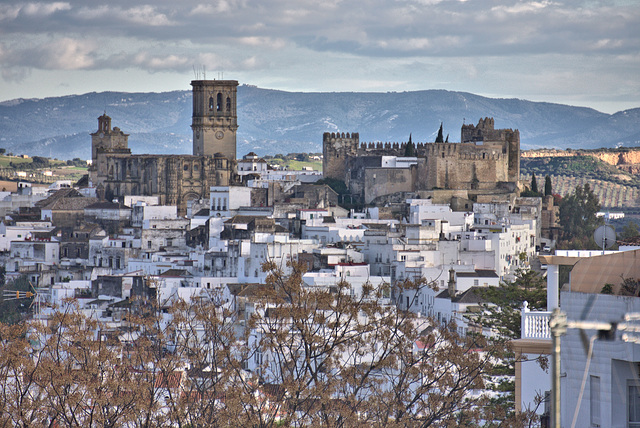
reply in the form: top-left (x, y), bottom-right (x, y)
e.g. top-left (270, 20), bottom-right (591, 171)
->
top-left (0, 263), bottom-right (529, 427)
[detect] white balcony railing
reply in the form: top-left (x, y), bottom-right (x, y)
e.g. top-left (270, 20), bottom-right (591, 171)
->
top-left (521, 302), bottom-right (551, 340)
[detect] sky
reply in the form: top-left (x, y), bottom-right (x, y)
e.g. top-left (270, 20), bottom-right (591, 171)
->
top-left (0, 0), bottom-right (638, 114)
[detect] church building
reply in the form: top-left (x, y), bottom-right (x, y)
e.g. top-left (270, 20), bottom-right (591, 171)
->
top-left (89, 80), bottom-right (240, 215)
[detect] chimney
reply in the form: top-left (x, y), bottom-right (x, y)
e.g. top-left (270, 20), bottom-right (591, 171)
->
top-left (447, 268), bottom-right (457, 298)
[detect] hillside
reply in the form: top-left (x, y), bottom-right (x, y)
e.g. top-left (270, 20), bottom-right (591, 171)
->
top-left (1, 86), bottom-right (639, 160)
top-left (520, 153), bottom-right (640, 208)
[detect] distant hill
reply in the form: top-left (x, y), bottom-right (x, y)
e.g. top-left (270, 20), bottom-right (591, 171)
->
top-left (1, 86), bottom-right (639, 160)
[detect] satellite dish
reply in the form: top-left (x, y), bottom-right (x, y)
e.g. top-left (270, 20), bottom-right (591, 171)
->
top-left (594, 225), bottom-right (616, 250)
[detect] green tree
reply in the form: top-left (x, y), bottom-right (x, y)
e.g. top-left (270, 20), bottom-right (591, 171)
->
top-left (620, 221), bottom-right (640, 241)
top-left (473, 269), bottom-right (547, 340)
top-left (558, 183), bottom-right (602, 247)
top-left (404, 133), bottom-right (415, 156)
top-left (31, 156), bottom-right (49, 168)
top-left (435, 123), bottom-right (444, 143)
top-left (544, 175), bottom-right (552, 196)
top-left (531, 174), bottom-right (539, 195)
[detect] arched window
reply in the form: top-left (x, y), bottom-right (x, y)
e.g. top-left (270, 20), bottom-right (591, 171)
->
top-left (209, 97), bottom-right (214, 110)
top-left (216, 93), bottom-right (222, 111)
top-left (226, 96), bottom-right (231, 111)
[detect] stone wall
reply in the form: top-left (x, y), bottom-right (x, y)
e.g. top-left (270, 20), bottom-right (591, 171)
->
top-left (95, 152), bottom-right (236, 216)
top-left (364, 166), bottom-right (416, 204)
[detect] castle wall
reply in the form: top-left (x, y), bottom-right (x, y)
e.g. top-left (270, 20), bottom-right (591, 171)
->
top-left (425, 142), bottom-right (510, 189)
top-left (364, 167), bottom-right (416, 204)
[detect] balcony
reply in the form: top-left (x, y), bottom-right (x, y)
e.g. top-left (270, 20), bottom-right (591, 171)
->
top-left (521, 302), bottom-right (551, 340)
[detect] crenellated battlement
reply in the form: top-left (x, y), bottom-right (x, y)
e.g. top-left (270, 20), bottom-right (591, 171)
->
top-left (322, 117), bottom-right (521, 200)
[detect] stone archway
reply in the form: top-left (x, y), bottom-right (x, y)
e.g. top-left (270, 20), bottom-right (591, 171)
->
top-left (182, 191), bottom-right (203, 217)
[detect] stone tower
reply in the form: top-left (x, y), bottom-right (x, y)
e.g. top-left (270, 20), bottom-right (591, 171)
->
top-left (191, 80), bottom-right (238, 160)
top-left (89, 114), bottom-right (130, 184)
top-left (322, 132), bottom-right (359, 181)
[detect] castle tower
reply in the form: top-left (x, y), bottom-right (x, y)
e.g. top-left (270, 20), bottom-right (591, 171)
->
top-left (191, 80), bottom-right (238, 160)
top-left (322, 132), bottom-right (359, 181)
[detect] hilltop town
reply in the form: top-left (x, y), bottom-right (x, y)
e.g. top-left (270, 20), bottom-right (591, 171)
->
top-left (2, 80), bottom-right (640, 427)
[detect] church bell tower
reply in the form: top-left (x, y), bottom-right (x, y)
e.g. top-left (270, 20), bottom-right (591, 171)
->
top-left (191, 80), bottom-right (238, 160)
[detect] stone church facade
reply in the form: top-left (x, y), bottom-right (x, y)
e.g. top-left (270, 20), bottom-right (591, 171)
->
top-left (89, 80), bottom-right (240, 215)
top-left (323, 118), bottom-right (520, 203)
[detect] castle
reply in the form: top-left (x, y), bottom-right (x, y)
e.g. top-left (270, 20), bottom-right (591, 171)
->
top-left (88, 80), bottom-right (240, 215)
top-left (89, 80), bottom-right (521, 211)
top-left (323, 118), bottom-right (520, 204)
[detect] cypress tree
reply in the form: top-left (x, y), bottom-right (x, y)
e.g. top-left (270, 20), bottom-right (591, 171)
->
top-left (404, 134), bottom-right (415, 157)
top-left (544, 175), bottom-right (552, 196)
top-left (531, 174), bottom-right (538, 195)
top-left (435, 123), bottom-right (444, 143)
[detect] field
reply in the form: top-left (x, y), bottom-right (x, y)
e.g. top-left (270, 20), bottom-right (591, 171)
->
top-left (521, 174), bottom-right (640, 208)
top-left (267, 158), bottom-right (323, 172)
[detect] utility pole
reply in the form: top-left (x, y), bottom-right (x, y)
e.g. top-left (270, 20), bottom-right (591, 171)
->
top-left (549, 308), bottom-right (567, 428)
top-left (549, 308), bottom-right (625, 428)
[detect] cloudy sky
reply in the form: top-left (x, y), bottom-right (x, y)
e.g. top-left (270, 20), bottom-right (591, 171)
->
top-left (0, 0), bottom-right (638, 113)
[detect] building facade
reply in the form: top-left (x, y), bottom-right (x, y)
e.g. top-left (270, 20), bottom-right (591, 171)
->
top-left (89, 80), bottom-right (239, 215)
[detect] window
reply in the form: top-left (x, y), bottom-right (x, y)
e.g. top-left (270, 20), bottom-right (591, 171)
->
top-left (226, 96), bottom-right (231, 111)
top-left (147, 241), bottom-right (152, 249)
top-left (216, 93), bottom-right (222, 111)
top-left (630, 382), bottom-right (640, 428)
top-left (590, 375), bottom-right (600, 427)
top-left (209, 96), bottom-right (214, 110)
top-left (474, 279), bottom-right (479, 286)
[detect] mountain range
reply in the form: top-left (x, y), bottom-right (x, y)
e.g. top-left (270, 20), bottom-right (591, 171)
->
top-left (1, 85), bottom-right (639, 160)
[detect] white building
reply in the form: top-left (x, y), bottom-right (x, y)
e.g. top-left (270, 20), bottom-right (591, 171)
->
top-left (210, 186), bottom-right (253, 218)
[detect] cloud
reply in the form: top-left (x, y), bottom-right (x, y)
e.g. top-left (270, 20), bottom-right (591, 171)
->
top-left (0, 38), bottom-right (96, 70)
top-left (238, 37), bottom-right (287, 49)
top-left (0, 0), bottom-right (637, 111)
top-left (75, 4), bottom-right (172, 26)
top-left (0, 2), bottom-right (70, 21)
